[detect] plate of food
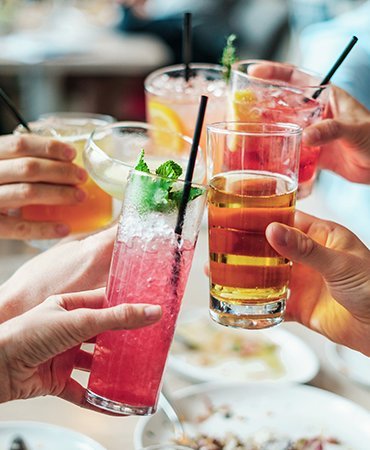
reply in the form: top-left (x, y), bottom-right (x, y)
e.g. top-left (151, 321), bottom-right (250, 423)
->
top-left (326, 342), bottom-right (370, 388)
top-left (168, 309), bottom-right (319, 383)
top-left (135, 382), bottom-right (370, 449)
top-left (0, 421), bottom-right (106, 450)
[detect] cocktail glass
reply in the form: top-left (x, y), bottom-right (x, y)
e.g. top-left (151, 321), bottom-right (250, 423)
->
top-left (207, 122), bottom-right (302, 330)
top-left (15, 112), bottom-right (114, 249)
top-left (83, 121), bottom-right (207, 200)
top-left (229, 60), bottom-right (329, 198)
top-left (85, 153), bottom-right (207, 416)
top-left (145, 63), bottom-right (227, 154)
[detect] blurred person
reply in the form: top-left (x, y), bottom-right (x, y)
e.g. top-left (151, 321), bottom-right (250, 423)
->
top-left (116, 0), bottom-right (289, 63)
top-left (0, 287), bottom-right (161, 408)
top-left (0, 134), bottom-right (88, 240)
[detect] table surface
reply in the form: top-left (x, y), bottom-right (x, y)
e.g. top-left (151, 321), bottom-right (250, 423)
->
top-left (0, 189), bottom-right (369, 449)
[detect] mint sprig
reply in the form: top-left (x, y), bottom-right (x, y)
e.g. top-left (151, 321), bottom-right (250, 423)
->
top-left (221, 34), bottom-right (238, 83)
top-left (133, 150), bottom-right (203, 213)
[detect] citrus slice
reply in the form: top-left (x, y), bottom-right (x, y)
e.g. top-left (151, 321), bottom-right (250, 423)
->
top-left (232, 89), bottom-right (261, 122)
top-left (147, 100), bottom-right (185, 154)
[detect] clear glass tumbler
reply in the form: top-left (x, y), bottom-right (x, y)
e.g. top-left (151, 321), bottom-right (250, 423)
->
top-left (207, 121), bottom-right (302, 330)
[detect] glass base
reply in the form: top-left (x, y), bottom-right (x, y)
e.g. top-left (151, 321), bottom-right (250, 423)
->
top-left (297, 177), bottom-right (315, 199)
top-left (210, 296), bottom-right (285, 329)
top-left (26, 238), bottom-right (60, 251)
top-left (85, 389), bottom-right (156, 416)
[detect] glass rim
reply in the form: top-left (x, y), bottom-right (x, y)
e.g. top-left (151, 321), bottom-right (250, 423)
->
top-left (88, 121), bottom-right (207, 187)
top-left (144, 62), bottom-right (225, 93)
top-left (207, 121), bottom-right (302, 137)
top-left (39, 111), bottom-right (115, 122)
top-left (231, 59), bottom-right (330, 90)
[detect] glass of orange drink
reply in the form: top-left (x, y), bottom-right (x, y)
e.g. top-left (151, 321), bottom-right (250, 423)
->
top-left (207, 122), bottom-right (302, 329)
top-left (144, 64), bottom-right (227, 155)
top-left (16, 113), bottom-right (114, 249)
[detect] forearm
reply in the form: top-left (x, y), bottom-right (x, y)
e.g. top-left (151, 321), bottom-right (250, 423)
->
top-left (0, 279), bottom-right (28, 323)
top-left (0, 327), bottom-right (12, 403)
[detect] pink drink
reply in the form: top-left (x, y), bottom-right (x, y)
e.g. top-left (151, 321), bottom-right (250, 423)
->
top-left (87, 234), bottom-right (195, 413)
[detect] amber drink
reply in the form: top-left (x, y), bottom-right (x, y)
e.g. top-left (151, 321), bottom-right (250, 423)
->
top-left (207, 123), bottom-right (301, 329)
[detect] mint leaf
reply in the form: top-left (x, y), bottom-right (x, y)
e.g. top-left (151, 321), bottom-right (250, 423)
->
top-left (169, 186), bottom-right (204, 208)
top-left (155, 160), bottom-right (182, 180)
top-left (135, 149), bottom-right (150, 173)
top-left (221, 34), bottom-right (237, 82)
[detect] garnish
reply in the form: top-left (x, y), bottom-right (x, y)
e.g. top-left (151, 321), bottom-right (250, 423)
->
top-left (221, 34), bottom-right (238, 82)
top-left (133, 150), bottom-right (203, 212)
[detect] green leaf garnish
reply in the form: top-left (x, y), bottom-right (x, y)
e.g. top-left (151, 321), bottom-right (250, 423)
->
top-left (133, 150), bottom-right (204, 212)
top-left (221, 34), bottom-right (238, 83)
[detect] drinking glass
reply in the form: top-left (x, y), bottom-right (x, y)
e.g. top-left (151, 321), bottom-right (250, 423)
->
top-left (207, 122), bottom-right (302, 330)
top-left (145, 63), bottom-right (227, 153)
top-left (83, 121), bottom-right (207, 200)
top-left (229, 60), bottom-right (329, 198)
top-left (15, 112), bottom-right (114, 249)
top-left (139, 446), bottom-right (193, 450)
top-left (86, 155), bottom-right (207, 416)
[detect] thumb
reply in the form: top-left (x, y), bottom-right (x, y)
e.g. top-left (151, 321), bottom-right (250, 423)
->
top-left (302, 119), bottom-right (369, 146)
top-left (266, 222), bottom-right (342, 278)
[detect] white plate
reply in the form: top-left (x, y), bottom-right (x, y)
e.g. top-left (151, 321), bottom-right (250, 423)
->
top-left (0, 421), bottom-right (106, 450)
top-left (326, 342), bottom-right (370, 388)
top-left (135, 382), bottom-right (370, 449)
top-left (168, 310), bottom-right (319, 384)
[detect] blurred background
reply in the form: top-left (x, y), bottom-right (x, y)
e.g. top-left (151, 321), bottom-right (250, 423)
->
top-left (0, 0), bottom-right (369, 243)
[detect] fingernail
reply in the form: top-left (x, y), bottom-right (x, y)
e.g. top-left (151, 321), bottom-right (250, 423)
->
top-left (144, 305), bottom-right (161, 322)
top-left (75, 189), bottom-right (87, 202)
top-left (273, 223), bottom-right (290, 247)
top-left (302, 127), bottom-right (320, 145)
top-left (64, 146), bottom-right (76, 160)
top-left (77, 167), bottom-right (88, 182)
top-left (55, 224), bottom-right (70, 236)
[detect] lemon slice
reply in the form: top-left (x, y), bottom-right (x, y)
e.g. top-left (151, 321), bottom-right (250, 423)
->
top-left (232, 89), bottom-right (260, 122)
top-left (147, 100), bottom-right (185, 154)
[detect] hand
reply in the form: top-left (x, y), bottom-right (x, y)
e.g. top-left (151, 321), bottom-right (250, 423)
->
top-left (266, 212), bottom-right (370, 356)
top-left (0, 288), bottom-right (162, 409)
top-left (303, 86), bottom-right (370, 184)
top-left (0, 134), bottom-right (88, 240)
top-left (0, 226), bottom-right (116, 323)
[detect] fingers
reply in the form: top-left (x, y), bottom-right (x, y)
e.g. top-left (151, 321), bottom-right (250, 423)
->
top-left (0, 135), bottom-right (76, 161)
top-left (57, 288), bottom-right (106, 311)
top-left (247, 62), bottom-right (294, 82)
top-left (0, 183), bottom-right (86, 208)
top-left (266, 222), bottom-right (343, 279)
top-left (0, 158), bottom-right (87, 185)
top-left (0, 216), bottom-right (70, 239)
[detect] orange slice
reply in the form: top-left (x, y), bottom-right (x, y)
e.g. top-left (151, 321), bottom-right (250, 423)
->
top-left (147, 100), bottom-right (185, 154)
top-left (232, 89), bottom-right (261, 122)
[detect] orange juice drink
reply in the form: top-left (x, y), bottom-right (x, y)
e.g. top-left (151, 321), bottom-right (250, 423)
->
top-left (19, 114), bottom-right (113, 240)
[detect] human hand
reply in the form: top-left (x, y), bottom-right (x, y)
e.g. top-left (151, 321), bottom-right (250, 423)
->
top-left (0, 134), bottom-right (88, 239)
top-left (0, 288), bottom-right (161, 408)
top-left (266, 212), bottom-right (370, 356)
top-left (0, 226), bottom-right (116, 323)
top-left (303, 86), bottom-right (370, 184)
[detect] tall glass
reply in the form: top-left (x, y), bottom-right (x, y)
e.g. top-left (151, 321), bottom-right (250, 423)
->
top-left (145, 64), bottom-right (227, 154)
top-left (15, 113), bottom-right (114, 249)
top-left (207, 122), bottom-right (302, 330)
top-left (86, 163), bottom-right (207, 416)
top-left (229, 60), bottom-right (329, 198)
top-left (83, 121), bottom-right (207, 200)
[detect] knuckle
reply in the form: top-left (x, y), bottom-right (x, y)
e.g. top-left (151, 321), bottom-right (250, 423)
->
top-left (11, 135), bottom-right (28, 156)
top-left (120, 304), bottom-right (137, 326)
top-left (13, 221), bottom-right (32, 239)
top-left (19, 183), bottom-right (38, 200)
top-left (324, 120), bottom-right (341, 140)
top-left (18, 158), bottom-right (40, 179)
top-left (45, 140), bottom-right (58, 158)
top-left (297, 232), bottom-right (316, 258)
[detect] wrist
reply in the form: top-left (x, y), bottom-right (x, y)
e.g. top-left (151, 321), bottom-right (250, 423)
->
top-left (0, 280), bottom-right (26, 323)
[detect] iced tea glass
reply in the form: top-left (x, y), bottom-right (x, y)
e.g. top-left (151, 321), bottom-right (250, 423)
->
top-left (86, 160), bottom-right (207, 416)
top-left (229, 60), bottom-right (329, 198)
top-left (145, 64), bottom-right (227, 153)
top-left (207, 122), bottom-right (302, 329)
top-left (16, 113), bottom-right (114, 249)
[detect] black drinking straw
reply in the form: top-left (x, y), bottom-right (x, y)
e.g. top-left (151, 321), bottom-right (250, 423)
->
top-left (175, 95), bottom-right (208, 237)
top-left (0, 88), bottom-right (31, 132)
top-left (171, 95), bottom-right (208, 289)
top-left (183, 12), bottom-right (192, 82)
top-left (311, 35), bottom-right (358, 100)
